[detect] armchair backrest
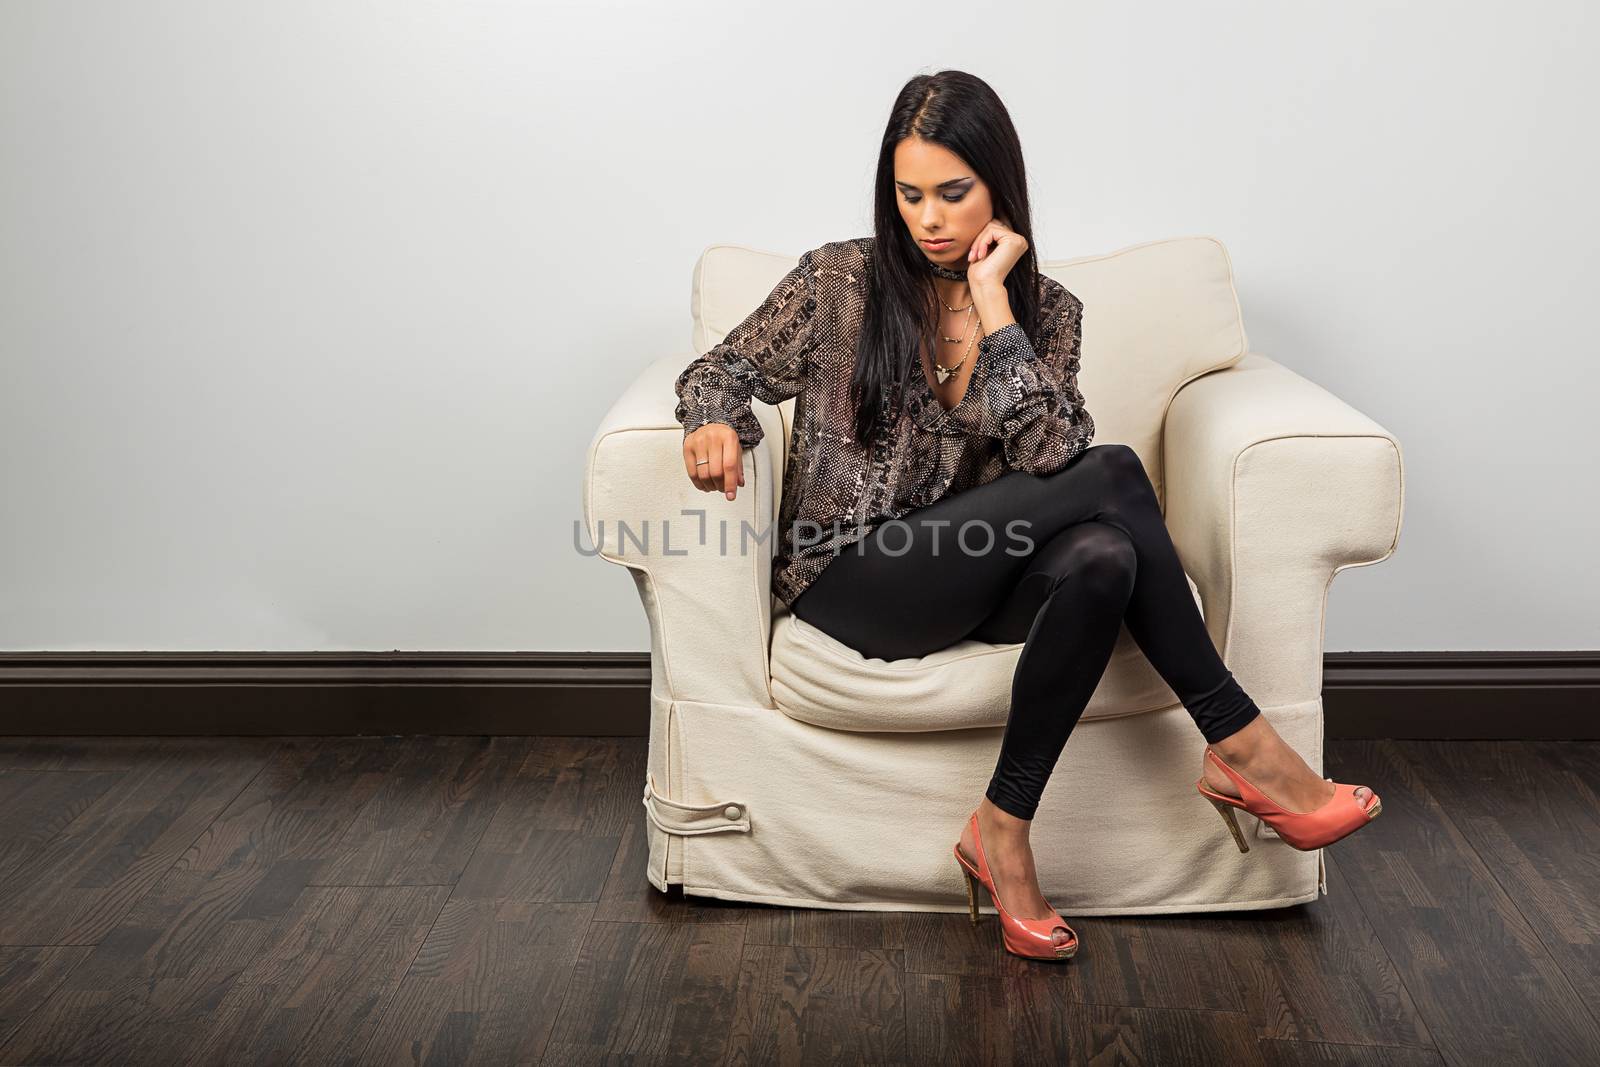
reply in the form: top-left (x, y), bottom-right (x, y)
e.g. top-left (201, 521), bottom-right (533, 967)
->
top-left (690, 234), bottom-right (1249, 506)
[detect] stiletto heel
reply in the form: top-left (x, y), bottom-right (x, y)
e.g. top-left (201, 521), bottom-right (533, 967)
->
top-left (952, 810), bottom-right (1077, 961)
top-left (1204, 793), bottom-right (1252, 853)
top-left (959, 864), bottom-right (980, 924)
top-left (1195, 747), bottom-right (1381, 852)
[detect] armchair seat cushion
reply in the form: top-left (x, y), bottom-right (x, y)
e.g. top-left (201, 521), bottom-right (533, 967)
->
top-left (768, 569), bottom-right (1208, 732)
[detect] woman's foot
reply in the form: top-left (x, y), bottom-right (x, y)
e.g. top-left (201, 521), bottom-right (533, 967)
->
top-left (1200, 715), bottom-right (1373, 813)
top-left (956, 798), bottom-right (1074, 950)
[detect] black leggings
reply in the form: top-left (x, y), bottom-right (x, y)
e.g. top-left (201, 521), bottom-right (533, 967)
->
top-left (789, 442), bottom-right (1261, 822)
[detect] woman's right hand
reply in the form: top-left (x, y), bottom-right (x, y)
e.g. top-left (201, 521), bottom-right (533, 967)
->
top-left (683, 422), bottom-right (746, 501)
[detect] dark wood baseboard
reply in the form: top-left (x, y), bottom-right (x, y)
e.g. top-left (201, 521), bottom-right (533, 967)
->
top-left (0, 650), bottom-right (1595, 739)
top-left (1321, 650), bottom-right (1600, 738)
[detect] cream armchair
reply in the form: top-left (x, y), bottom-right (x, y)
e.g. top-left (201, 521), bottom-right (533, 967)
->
top-left (582, 234), bottom-right (1404, 915)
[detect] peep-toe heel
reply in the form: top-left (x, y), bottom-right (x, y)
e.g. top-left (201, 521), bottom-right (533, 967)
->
top-left (1196, 747), bottom-right (1381, 853)
top-left (952, 810), bottom-right (1077, 961)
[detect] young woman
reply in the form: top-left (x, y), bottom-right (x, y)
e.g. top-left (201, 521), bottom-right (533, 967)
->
top-left (673, 70), bottom-right (1381, 962)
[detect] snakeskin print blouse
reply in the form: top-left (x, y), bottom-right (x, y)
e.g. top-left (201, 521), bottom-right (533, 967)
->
top-left (673, 235), bottom-right (1095, 608)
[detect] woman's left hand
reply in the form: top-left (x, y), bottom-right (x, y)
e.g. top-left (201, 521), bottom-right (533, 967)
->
top-left (966, 214), bottom-right (1027, 290)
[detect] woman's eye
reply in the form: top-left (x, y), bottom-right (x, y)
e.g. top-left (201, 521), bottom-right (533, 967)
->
top-left (903, 195), bottom-right (966, 204)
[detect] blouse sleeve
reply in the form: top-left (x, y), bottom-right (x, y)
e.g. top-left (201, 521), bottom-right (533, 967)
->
top-left (672, 249), bottom-right (822, 450)
top-left (969, 282), bottom-right (1095, 475)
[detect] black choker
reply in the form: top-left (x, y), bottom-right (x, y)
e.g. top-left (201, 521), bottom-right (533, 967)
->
top-left (925, 258), bottom-right (968, 281)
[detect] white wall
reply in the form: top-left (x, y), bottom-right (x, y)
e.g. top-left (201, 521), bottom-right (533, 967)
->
top-left (2, 1), bottom-right (1595, 652)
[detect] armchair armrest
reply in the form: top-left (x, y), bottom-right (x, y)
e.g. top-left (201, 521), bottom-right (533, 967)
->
top-left (1163, 352), bottom-right (1404, 707)
top-left (583, 353), bottom-right (788, 709)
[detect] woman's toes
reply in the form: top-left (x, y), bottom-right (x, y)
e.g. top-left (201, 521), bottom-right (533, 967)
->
top-left (1354, 785), bottom-right (1374, 808)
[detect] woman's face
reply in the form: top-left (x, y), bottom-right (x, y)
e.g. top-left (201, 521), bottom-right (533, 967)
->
top-left (893, 136), bottom-right (995, 267)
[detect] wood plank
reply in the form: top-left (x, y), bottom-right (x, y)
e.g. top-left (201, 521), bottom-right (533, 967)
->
top-left (0, 737), bottom-right (166, 772)
top-left (541, 920), bottom-right (745, 1064)
top-left (0, 738), bottom-right (406, 1065)
top-left (1056, 917), bottom-right (1243, 1012)
top-left (0, 768), bottom-right (122, 884)
top-left (904, 971), bottom-right (1264, 1066)
top-left (512, 736), bottom-right (644, 837)
top-left (1398, 741), bottom-right (1600, 1014)
top-left (452, 829), bottom-right (619, 904)
top-left (1327, 740), bottom-right (1600, 1065)
top-left (741, 905), bottom-right (910, 951)
top-left (451, 739), bottom-right (632, 904)
top-left (1258, 1038), bottom-right (1446, 1065)
top-left (354, 899), bottom-right (593, 1066)
top-left (311, 736), bottom-right (532, 887)
top-left (186, 884), bottom-right (450, 1065)
top-left (1213, 853), bottom-right (1433, 1048)
top-left (0, 946), bottom-right (93, 1052)
top-left (0, 739), bottom-right (276, 945)
top-left (725, 945), bottom-right (907, 1065)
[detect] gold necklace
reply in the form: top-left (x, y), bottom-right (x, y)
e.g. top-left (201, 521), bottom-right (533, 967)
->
top-left (932, 286), bottom-right (981, 384)
top-left (931, 315), bottom-right (980, 385)
top-left (937, 287), bottom-right (975, 315)
top-left (939, 304), bottom-right (974, 343)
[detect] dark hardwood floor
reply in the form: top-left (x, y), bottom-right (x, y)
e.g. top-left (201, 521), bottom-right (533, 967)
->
top-left (0, 736), bottom-right (1596, 1065)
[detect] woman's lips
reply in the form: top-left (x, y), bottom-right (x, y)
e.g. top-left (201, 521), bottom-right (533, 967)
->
top-left (922, 238), bottom-right (953, 249)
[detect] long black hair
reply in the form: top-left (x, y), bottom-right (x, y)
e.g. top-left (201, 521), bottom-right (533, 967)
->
top-left (850, 70), bottom-right (1043, 447)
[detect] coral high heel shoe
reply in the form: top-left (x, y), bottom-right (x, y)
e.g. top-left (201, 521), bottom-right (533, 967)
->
top-left (1196, 747), bottom-right (1381, 853)
top-left (952, 810), bottom-right (1077, 961)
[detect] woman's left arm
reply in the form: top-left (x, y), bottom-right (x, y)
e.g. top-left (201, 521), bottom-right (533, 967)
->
top-left (970, 282), bottom-right (1096, 475)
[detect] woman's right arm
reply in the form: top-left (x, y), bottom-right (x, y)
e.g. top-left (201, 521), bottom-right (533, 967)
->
top-left (674, 248), bottom-right (823, 499)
